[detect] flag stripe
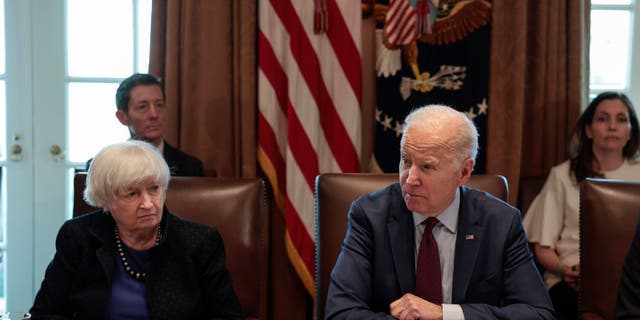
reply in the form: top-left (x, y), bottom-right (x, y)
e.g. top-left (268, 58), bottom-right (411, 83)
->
top-left (285, 197), bottom-right (316, 275)
top-left (385, 0), bottom-right (417, 46)
top-left (270, 0), bottom-right (359, 172)
top-left (262, 0), bottom-right (345, 174)
top-left (258, 0), bottom-right (361, 295)
top-left (257, 114), bottom-right (286, 193)
top-left (258, 70), bottom-right (288, 158)
top-left (258, 31), bottom-right (289, 115)
top-left (288, 108), bottom-right (319, 191)
top-left (289, 0), bottom-right (361, 154)
top-left (325, 0), bottom-right (362, 106)
top-left (285, 148), bottom-right (317, 239)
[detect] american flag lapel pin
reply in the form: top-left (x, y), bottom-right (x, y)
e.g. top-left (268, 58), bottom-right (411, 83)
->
top-left (465, 234), bottom-right (475, 240)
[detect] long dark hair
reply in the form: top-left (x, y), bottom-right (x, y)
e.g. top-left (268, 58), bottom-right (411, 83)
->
top-left (569, 92), bottom-right (640, 183)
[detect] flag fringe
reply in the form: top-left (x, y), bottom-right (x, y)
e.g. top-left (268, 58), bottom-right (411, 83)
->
top-left (257, 147), bottom-right (286, 213)
top-left (259, 147), bottom-right (316, 297)
top-left (286, 231), bottom-right (317, 298)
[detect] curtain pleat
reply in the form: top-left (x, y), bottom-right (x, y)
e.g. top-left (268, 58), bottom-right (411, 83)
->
top-left (149, 0), bottom-right (256, 178)
top-left (487, 0), bottom-right (589, 204)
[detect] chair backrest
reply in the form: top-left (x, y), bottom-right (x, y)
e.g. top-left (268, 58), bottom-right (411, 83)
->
top-left (580, 178), bottom-right (640, 320)
top-left (314, 173), bottom-right (509, 319)
top-left (73, 173), bottom-right (268, 320)
top-left (518, 176), bottom-right (546, 216)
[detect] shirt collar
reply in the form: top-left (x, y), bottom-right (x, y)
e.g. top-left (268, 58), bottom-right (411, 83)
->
top-left (127, 137), bottom-right (164, 153)
top-left (157, 139), bottom-right (165, 153)
top-left (412, 187), bottom-right (460, 233)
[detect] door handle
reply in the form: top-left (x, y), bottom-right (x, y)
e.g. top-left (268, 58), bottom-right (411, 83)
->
top-left (50, 144), bottom-right (65, 162)
top-left (10, 144), bottom-right (23, 161)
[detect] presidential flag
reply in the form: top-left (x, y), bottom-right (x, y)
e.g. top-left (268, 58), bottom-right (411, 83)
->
top-left (374, 0), bottom-right (492, 173)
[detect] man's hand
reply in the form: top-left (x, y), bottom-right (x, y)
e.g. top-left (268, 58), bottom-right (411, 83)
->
top-left (389, 293), bottom-right (443, 320)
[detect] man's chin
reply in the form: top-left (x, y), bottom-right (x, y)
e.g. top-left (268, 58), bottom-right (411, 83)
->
top-left (404, 199), bottom-right (425, 213)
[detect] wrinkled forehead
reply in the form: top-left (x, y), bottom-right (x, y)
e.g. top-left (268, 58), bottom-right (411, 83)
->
top-left (403, 120), bottom-right (455, 145)
top-left (401, 126), bottom-right (456, 158)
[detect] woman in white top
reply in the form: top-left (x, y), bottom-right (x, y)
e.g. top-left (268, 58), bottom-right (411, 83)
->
top-left (524, 91), bottom-right (640, 320)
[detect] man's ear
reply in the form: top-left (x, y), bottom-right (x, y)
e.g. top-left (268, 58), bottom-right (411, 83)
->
top-left (115, 110), bottom-right (129, 126)
top-left (459, 158), bottom-right (474, 185)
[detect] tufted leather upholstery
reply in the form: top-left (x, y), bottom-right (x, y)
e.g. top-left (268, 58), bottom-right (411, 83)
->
top-left (314, 173), bottom-right (509, 319)
top-left (580, 178), bottom-right (640, 320)
top-left (73, 173), bottom-right (268, 320)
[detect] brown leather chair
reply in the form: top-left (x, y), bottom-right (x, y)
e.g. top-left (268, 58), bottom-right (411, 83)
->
top-left (517, 176), bottom-right (547, 273)
top-left (73, 173), bottom-right (268, 320)
top-left (580, 178), bottom-right (640, 320)
top-left (314, 173), bottom-right (509, 319)
top-left (518, 176), bottom-right (547, 217)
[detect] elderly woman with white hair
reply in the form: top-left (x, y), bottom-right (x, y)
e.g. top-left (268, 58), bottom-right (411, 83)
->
top-left (30, 140), bottom-right (244, 319)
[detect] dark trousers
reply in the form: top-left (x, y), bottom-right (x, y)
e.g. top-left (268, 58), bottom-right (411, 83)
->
top-left (549, 281), bottom-right (579, 320)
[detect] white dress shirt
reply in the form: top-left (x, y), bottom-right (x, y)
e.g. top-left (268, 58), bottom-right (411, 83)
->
top-left (412, 188), bottom-right (465, 320)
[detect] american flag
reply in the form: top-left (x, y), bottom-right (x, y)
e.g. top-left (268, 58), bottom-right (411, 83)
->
top-left (258, 0), bottom-right (362, 295)
top-left (385, 0), bottom-right (418, 46)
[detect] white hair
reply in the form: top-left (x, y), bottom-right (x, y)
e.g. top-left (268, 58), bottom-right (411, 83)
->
top-left (401, 104), bottom-right (479, 164)
top-left (84, 140), bottom-right (170, 209)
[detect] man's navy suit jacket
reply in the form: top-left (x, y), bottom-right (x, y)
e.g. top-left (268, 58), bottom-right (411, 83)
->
top-left (325, 183), bottom-right (555, 319)
top-left (162, 140), bottom-right (203, 176)
top-left (86, 140), bottom-right (203, 177)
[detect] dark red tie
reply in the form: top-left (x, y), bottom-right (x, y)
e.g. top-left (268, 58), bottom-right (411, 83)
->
top-left (415, 217), bottom-right (443, 304)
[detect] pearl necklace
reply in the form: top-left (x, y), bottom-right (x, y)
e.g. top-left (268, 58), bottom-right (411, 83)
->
top-left (114, 225), bottom-right (162, 281)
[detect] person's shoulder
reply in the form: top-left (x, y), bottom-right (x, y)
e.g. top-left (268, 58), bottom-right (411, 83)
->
top-left (602, 158), bottom-right (640, 180)
top-left (624, 158), bottom-right (640, 169)
top-left (167, 212), bottom-right (216, 232)
top-left (462, 187), bottom-right (518, 217)
top-left (57, 210), bottom-right (109, 241)
top-left (463, 186), bottom-right (511, 206)
top-left (349, 183), bottom-right (405, 222)
top-left (163, 141), bottom-right (204, 176)
top-left (65, 210), bottom-right (106, 226)
top-left (164, 141), bottom-right (201, 161)
top-left (548, 160), bottom-right (571, 175)
top-left (355, 182), bottom-right (402, 206)
top-left (165, 213), bottom-right (220, 243)
top-left (461, 188), bottom-right (527, 238)
top-left (542, 160), bottom-right (577, 187)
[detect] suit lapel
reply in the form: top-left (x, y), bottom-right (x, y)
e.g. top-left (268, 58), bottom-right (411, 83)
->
top-left (388, 192), bottom-right (415, 294)
top-left (452, 186), bottom-right (484, 303)
top-left (162, 140), bottom-right (180, 175)
top-left (89, 212), bottom-right (116, 283)
top-left (162, 140), bottom-right (175, 160)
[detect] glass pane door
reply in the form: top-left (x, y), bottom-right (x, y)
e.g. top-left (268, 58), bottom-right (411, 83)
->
top-left (0, 0), bottom-right (152, 312)
top-left (4, 0), bottom-right (36, 312)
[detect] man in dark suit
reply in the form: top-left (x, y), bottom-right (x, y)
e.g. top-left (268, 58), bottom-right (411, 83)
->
top-left (87, 73), bottom-right (203, 176)
top-left (616, 219), bottom-right (640, 319)
top-left (325, 105), bottom-right (554, 319)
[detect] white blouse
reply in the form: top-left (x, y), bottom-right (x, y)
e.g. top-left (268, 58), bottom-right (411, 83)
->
top-left (523, 159), bottom-right (640, 288)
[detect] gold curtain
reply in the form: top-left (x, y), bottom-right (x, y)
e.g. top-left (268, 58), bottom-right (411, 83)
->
top-left (486, 0), bottom-right (590, 204)
top-left (149, 0), bottom-right (256, 178)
